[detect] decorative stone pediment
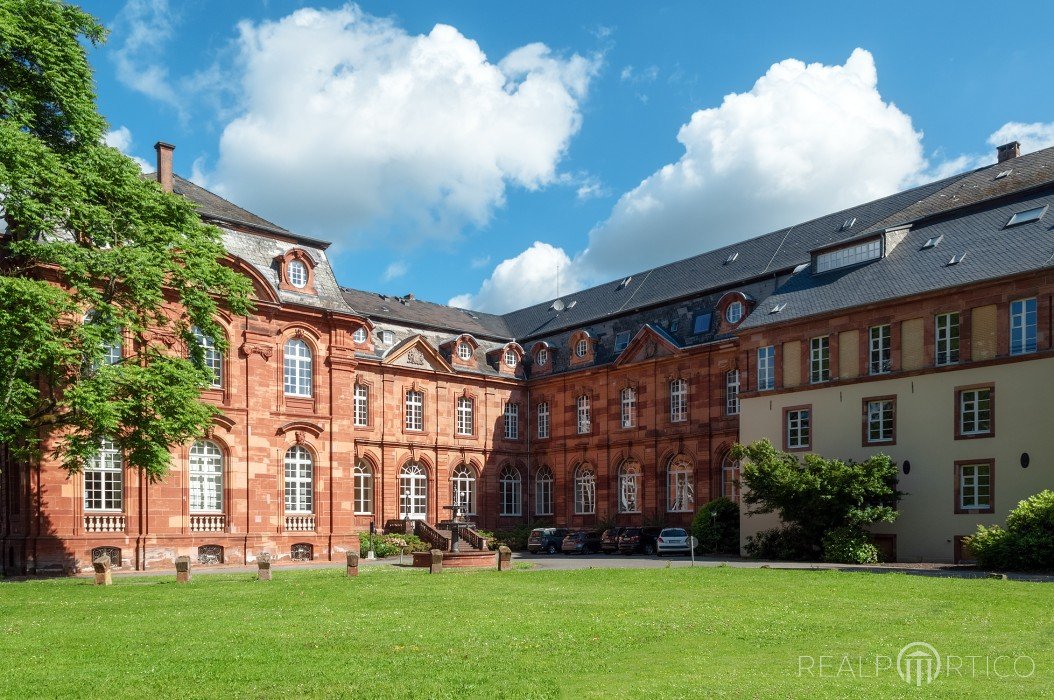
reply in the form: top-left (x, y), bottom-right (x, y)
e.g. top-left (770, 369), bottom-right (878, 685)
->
top-left (614, 325), bottom-right (681, 367)
top-left (383, 336), bottom-right (453, 373)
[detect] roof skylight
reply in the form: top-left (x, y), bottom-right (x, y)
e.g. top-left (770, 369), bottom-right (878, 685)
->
top-left (921, 234), bottom-right (944, 249)
top-left (1005, 204), bottom-right (1048, 228)
top-left (724, 252), bottom-right (739, 264)
top-left (840, 217), bottom-right (857, 231)
top-left (995, 169), bottom-right (1012, 180)
top-left (947, 252), bottom-right (967, 266)
top-left (769, 303), bottom-right (787, 314)
top-left (617, 276), bottom-right (633, 289)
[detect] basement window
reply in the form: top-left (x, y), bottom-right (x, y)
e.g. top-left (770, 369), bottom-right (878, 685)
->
top-left (1005, 205), bottom-right (1048, 228)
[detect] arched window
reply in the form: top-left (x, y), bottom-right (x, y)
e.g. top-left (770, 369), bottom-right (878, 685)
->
top-left (283, 338), bottom-right (312, 397)
top-left (284, 445), bottom-right (313, 514)
top-left (189, 440), bottom-right (223, 513)
top-left (504, 349), bottom-right (518, 367)
top-left (618, 461), bottom-right (642, 513)
top-left (620, 387), bottom-right (636, 429)
top-left (353, 327), bottom-right (367, 343)
top-left (288, 260), bottom-right (308, 288)
top-left (499, 465), bottom-right (522, 516)
top-left (451, 463), bottom-right (477, 514)
top-left (726, 300), bottom-right (744, 324)
top-left (192, 326), bottom-right (223, 388)
top-left (457, 342), bottom-right (472, 360)
top-left (576, 395), bottom-right (591, 434)
top-left (353, 460), bottom-right (373, 515)
top-left (535, 467), bottom-right (554, 516)
top-left (400, 462), bottom-right (427, 519)
top-left (575, 339), bottom-right (588, 357)
top-left (721, 454), bottom-right (741, 503)
top-left (574, 464), bottom-right (596, 515)
top-left (536, 348), bottom-right (548, 367)
top-left (667, 455), bottom-right (694, 512)
top-left (84, 439), bottom-right (123, 511)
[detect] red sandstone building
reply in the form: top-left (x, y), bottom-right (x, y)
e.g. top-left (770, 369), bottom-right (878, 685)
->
top-left (3, 140), bottom-right (1052, 572)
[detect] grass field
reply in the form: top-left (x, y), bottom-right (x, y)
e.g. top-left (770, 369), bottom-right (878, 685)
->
top-left (1, 565), bottom-right (1051, 699)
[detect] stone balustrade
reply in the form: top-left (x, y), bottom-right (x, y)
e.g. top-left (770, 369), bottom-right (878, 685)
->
top-left (285, 514), bottom-right (315, 531)
top-left (190, 514), bottom-right (226, 532)
top-left (84, 514), bottom-right (125, 533)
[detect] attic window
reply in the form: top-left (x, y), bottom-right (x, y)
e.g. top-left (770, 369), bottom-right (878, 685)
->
top-left (457, 343), bottom-right (472, 360)
top-left (617, 276), bottom-right (633, 289)
top-left (770, 303), bottom-right (787, 314)
top-left (504, 350), bottom-right (518, 367)
top-left (670, 319), bottom-right (680, 333)
top-left (693, 313), bottom-right (712, 334)
top-left (381, 330), bottom-right (394, 344)
top-left (724, 252), bottom-right (739, 264)
top-left (288, 260), bottom-right (308, 288)
top-left (840, 217), bottom-right (857, 231)
top-left (352, 328), bottom-right (367, 343)
top-left (947, 253), bottom-right (967, 266)
top-left (815, 238), bottom-right (881, 273)
top-left (995, 169), bottom-right (1012, 180)
top-left (1005, 205), bottom-right (1048, 228)
top-left (921, 234), bottom-right (944, 249)
top-left (575, 339), bottom-right (588, 357)
top-left (614, 331), bottom-right (631, 352)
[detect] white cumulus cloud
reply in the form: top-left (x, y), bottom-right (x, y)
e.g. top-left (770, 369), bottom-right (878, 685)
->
top-left (207, 4), bottom-right (599, 246)
top-left (111, 0), bottom-right (184, 117)
top-left (103, 126), bottom-right (152, 172)
top-left (383, 260), bottom-right (408, 281)
top-left (448, 242), bottom-right (584, 311)
top-left (987, 121), bottom-right (1054, 155)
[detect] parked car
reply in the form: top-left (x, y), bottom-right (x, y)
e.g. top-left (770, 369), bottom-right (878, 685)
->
top-left (656, 527), bottom-right (693, 556)
top-left (618, 526), bottom-right (663, 555)
top-left (600, 527), bottom-right (626, 554)
top-left (561, 530), bottom-right (603, 554)
top-left (527, 527), bottom-right (569, 554)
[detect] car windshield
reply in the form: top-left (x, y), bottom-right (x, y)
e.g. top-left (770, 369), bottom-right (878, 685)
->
top-left (663, 529), bottom-right (687, 537)
top-left (624, 528), bottom-right (641, 535)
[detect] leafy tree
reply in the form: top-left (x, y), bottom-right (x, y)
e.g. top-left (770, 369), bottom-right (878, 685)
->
top-left (965, 490), bottom-right (1054, 571)
top-left (0, 0), bottom-right (252, 480)
top-left (690, 497), bottom-right (740, 555)
top-left (731, 439), bottom-right (901, 560)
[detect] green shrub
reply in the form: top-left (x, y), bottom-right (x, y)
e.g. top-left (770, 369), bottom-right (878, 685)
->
top-left (359, 533), bottom-right (430, 558)
top-left (744, 526), bottom-right (814, 560)
top-left (965, 490), bottom-right (1054, 571)
top-left (475, 525), bottom-right (533, 552)
top-left (822, 526), bottom-right (879, 564)
top-left (691, 497), bottom-right (740, 554)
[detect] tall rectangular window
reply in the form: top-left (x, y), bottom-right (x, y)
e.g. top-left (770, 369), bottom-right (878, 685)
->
top-left (935, 313), bottom-right (960, 366)
top-left (785, 407), bottom-right (811, 450)
top-left (620, 387), bottom-right (636, 428)
top-left (1010, 298), bottom-right (1037, 355)
top-left (810, 336), bottom-right (830, 383)
top-left (577, 395), bottom-right (591, 434)
top-left (869, 325), bottom-right (891, 375)
top-left (503, 403), bottom-right (519, 440)
top-left (670, 379), bottom-right (687, 422)
top-left (725, 370), bottom-right (740, 416)
top-left (456, 397), bottom-right (474, 436)
top-left (353, 384), bottom-right (369, 427)
top-left (957, 387), bottom-right (992, 437)
top-left (757, 346), bottom-right (775, 391)
top-left (956, 462), bottom-right (993, 513)
top-left (865, 398), bottom-right (895, 444)
top-left (537, 402), bottom-right (550, 439)
top-left (405, 390), bottom-right (423, 431)
top-left (84, 439), bottom-right (123, 511)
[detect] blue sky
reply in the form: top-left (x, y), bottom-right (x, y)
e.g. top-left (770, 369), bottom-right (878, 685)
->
top-left (81, 0), bottom-right (1054, 312)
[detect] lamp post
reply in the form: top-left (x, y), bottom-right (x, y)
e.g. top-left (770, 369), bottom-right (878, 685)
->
top-left (367, 520), bottom-right (376, 560)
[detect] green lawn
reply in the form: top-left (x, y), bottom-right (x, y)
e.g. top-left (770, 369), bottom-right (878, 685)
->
top-left (1, 566), bottom-right (1051, 699)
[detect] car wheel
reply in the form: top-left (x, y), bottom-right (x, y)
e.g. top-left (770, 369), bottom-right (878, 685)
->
top-left (644, 544), bottom-right (656, 555)
top-left (547, 545), bottom-right (557, 555)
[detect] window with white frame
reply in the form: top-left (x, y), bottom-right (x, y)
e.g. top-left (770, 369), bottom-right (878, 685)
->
top-left (85, 311), bottom-right (122, 366)
top-left (189, 440), bottom-right (223, 512)
top-left (574, 465), bottom-right (596, 514)
top-left (192, 326), bottom-right (223, 388)
top-left (576, 395), bottom-right (591, 434)
top-left (959, 387), bottom-right (992, 436)
top-left (866, 399), bottom-right (895, 443)
top-left (405, 390), bottom-right (423, 431)
top-left (869, 325), bottom-right (891, 375)
top-left (381, 330), bottom-right (394, 345)
top-left (287, 260), bottom-right (308, 288)
top-left (537, 402), bottom-right (550, 439)
top-left (536, 348), bottom-right (548, 367)
top-left (786, 408), bottom-right (811, 450)
top-left (757, 345), bottom-right (775, 391)
top-left (284, 445), bottom-right (313, 514)
top-left (451, 464), bottom-right (477, 514)
top-left (670, 378), bottom-right (687, 422)
top-left (352, 327), bottom-right (367, 344)
top-left (815, 238), bottom-right (881, 273)
top-left (575, 338), bottom-right (588, 357)
top-left (353, 384), bottom-right (369, 427)
top-left (726, 370), bottom-right (740, 416)
top-left (667, 457), bottom-right (694, 512)
top-left (935, 313), bottom-right (960, 366)
top-left (959, 463), bottom-right (992, 511)
top-left (620, 387), bottom-right (637, 428)
top-left (721, 454), bottom-right (740, 503)
top-left (504, 402), bottom-right (519, 440)
top-left (456, 396), bottom-right (474, 436)
top-left (810, 336), bottom-right (830, 383)
top-left (726, 300), bottom-right (744, 324)
top-left (353, 460), bottom-right (373, 515)
top-left (1010, 298), bottom-right (1037, 355)
top-left (504, 349), bottom-right (518, 367)
top-left (457, 342), bottom-right (472, 360)
top-left (618, 462), bottom-right (641, 513)
top-left (535, 467), bottom-right (554, 515)
top-left (84, 439), bottom-right (123, 511)
top-left (614, 331), bottom-right (631, 352)
top-left (499, 465), bottom-right (522, 516)
top-left (283, 338), bottom-right (313, 397)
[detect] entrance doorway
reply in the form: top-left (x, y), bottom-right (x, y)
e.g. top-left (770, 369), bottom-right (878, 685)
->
top-left (399, 462), bottom-right (427, 520)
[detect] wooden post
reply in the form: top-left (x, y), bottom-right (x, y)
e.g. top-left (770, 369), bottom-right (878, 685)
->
top-left (497, 545), bottom-right (513, 571)
top-left (429, 548), bottom-right (443, 574)
top-left (93, 555), bottom-right (112, 586)
top-left (346, 551), bottom-right (359, 577)
top-left (257, 552), bottom-right (272, 581)
top-left (175, 555), bottom-right (192, 584)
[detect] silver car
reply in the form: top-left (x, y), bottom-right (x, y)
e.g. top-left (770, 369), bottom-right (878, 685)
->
top-left (656, 527), bottom-right (692, 556)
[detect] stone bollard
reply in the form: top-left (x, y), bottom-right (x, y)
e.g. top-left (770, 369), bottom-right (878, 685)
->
top-left (497, 545), bottom-right (513, 571)
top-left (429, 548), bottom-right (443, 574)
top-left (346, 551), bottom-right (360, 577)
top-left (175, 555), bottom-right (192, 584)
top-left (93, 555), bottom-right (112, 586)
top-left (257, 552), bottom-right (272, 581)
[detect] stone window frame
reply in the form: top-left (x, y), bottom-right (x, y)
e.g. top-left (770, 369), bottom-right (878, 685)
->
top-left (725, 369), bottom-right (740, 416)
top-left (84, 438), bottom-right (124, 513)
top-left (188, 439), bottom-right (225, 514)
top-left (535, 466), bottom-right (554, 516)
top-left (809, 335), bottom-right (830, 384)
top-left (499, 464), bottom-right (522, 517)
top-left (404, 386), bottom-right (425, 433)
top-left (869, 324), bottom-right (892, 375)
top-left (455, 394), bottom-right (476, 437)
top-left (955, 383), bottom-right (994, 440)
top-left (783, 404), bottom-right (812, 451)
top-left (573, 463), bottom-right (597, 515)
top-left (352, 380), bottom-right (371, 428)
top-left (191, 325), bottom-right (225, 391)
top-left (617, 460), bottom-right (642, 513)
top-left (451, 462), bottom-right (479, 515)
top-left (283, 444), bottom-right (315, 515)
top-left (282, 335), bottom-right (315, 398)
top-left (620, 386), bottom-right (637, 429)
top-left (935, 312), bottom-right (961, 366)
top-left (666, 454), bottom-right (695, 513)
top-left (668, 377), bottom-right (688, 423)
top-left (353, 459), bottom-right (374, 515)
top-left (503, 401), bottom-right (520, 441)
top-left (276, 249), bottom-right (318, 295)
top-left (536, 401), bottom-right (551, 440)
top-left (1009, 297), bottom-right (1038, 356)
top-left (756, 345), bottom-right (776, 391)
top-left (720, 452), bottom-right (740, 503)
top-left (954, 459), bottom-right (995, 515)
top-left (862, 395), bottom-right (897, 446)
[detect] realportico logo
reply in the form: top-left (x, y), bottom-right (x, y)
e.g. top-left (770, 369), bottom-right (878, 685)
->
top-left (797, 641), bottom-right (1035, 685)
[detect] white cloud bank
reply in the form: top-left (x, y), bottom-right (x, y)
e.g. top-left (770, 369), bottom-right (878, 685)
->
top-left (103, 126), bottom-right (151, 172)
top-left (204, 4), bottom-right (598, 246)
top-left (448, 242), bottom-right (585, 312)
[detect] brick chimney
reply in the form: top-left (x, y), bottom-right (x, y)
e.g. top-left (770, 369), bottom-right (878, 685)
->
top-left (154, 141), bottom-right (175, 192)
top-left (997, 141), bottom-right (1021, 163)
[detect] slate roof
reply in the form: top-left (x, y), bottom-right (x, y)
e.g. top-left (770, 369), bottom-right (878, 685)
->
top-left (339, 287), bottom-right (512, 340)
top-left (739, 183), bottom-right (1054, 330)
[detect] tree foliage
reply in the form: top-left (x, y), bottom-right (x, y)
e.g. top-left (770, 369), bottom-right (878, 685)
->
top-left (731, 439), bottom-right (902, 560)
top-left (690, 497), bottom-right (740, 555)
top-left (0, 0), bottom-right (253, 479)
top-left (965, 490), bottom-right (1054, 571)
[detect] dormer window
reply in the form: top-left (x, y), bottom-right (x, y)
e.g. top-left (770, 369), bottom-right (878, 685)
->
top-left (288, 260), bottom-right (308, 288)
top-left (504, 350), bottom-right (517, 367)
top-left (536, 348), bottom-right (548, 367)
top-left (725, 301), bottom-right (744, 324)
top-left (575, 339), bottom-right (588, 357)
top-left (457, 343), bottom-right (472, 360)
top-left (815, 238), bottom-right (881, 273)
top-left (352, 327), bottom-right (367, 344)
top-left (381, 330), bottom-right (394, 345)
